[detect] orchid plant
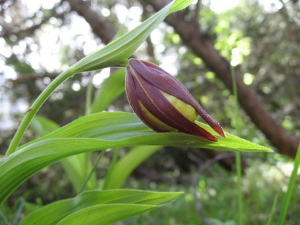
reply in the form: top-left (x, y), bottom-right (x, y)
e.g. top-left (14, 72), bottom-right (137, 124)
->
top-left (0, 1), bottom-right (272, 224)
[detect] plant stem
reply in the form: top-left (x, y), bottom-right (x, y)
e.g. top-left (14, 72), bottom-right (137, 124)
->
top-left (13, 198), bottom-right (25, 225)
top-left (278, 143), bottom-right (300, 225)
top-left (5, 68), bottom-right (76, 157)
top-left (78, 150), bottom-right (106, 194)
top-left (230, 65), bottom-right (243, 225)
top-left (85, 70), bottom-right (99, 115)
top-left (267, 194), bottom-right (278, 225)
top-left (102, 148), bottom-right (120, 190)
top-left (85, 75), bottom-right (94, 115)
top-left (235, 152), bottom-right (243, 224)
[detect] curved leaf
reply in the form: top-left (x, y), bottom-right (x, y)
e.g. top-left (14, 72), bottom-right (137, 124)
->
top-left (89, 69), bottom-right (125, 113)
top-left (0, 112), bottom-right (271, 203)
top-left (30, 115), bottom-right (59, 137)
top-left (103, 146), bottom-right (162, 189)
top-left (17, 112), bottom-right (272, 152)
top-left (71, 0), bottom-right (193, 73)
top-left (168, 0), bottom-right (194, 14)
top-left (57, 204), bottom-right (158, 225)
top-left (29, 116), bottom-right (97, 192)
top-left (20, 189), bottom-right (182, 225)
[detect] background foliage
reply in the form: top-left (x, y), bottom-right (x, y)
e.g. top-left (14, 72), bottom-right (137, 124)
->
top-left (0, 0), bottom-right (299, 224)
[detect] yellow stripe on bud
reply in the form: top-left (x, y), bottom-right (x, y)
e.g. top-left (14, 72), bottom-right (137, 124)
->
top-left (161, 91), bottom-right (198, 123)
top-left (138, 101), bottom-right (174, 131)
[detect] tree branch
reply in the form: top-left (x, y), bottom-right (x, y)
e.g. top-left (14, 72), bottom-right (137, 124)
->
top-left (192, 0), bottom-right (201, 26)
top-left (9, 73), bottom-right (60, 85)
top-left (66, 0), bottom-right (115, 45)
top-left (142, 0), bottom-right (300, 158)
top-left (1, 1), bottom-right (65, 40)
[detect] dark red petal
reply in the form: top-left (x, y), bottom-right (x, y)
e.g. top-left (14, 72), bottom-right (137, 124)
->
top-left (134, 75), bottom-right (181, 131)
top-left (126, 67), bottom-right (166, 132)
top-left (129, 59), bottom-right (225, 138)
top-left (132, 72), bottom-right (217, 141)
top-left (125, 67), bottom-right (141, 116)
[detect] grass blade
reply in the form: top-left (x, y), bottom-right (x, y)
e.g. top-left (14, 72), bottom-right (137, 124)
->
top-left (278, 143), bottom-right (300, 225)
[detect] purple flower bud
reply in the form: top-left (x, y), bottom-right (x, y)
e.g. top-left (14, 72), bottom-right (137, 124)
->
top-left (125, 59), bottom-right (225, 141)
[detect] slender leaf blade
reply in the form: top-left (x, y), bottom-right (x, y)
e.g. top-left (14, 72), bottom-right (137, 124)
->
top-left (30, 115), bottom-right (59, 137)
top-left (71, 0), bottom-right (193, 72)
top-left (56, 204), bottom-right (159, 225)
top-left (168, 0), bottom-right (194, 14)
top-left (20, 112), bottom-right (273, 153)
top-left (20, 189), bottom-right (182, 225)
top-left (29, 116), bottom-right (97, 192)
top-left (0, 112), bottom-right (271, 203)
top-left (103, 146), bottom-right (162, 189)
top-left (89, 69), bottom-right (125, 113)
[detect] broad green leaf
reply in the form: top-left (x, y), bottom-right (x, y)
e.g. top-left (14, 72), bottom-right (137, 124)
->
top-left (30, 115), bottom-right (59, 137)
top-left (29, 116), bottom-right (97, 192)
top-left (89, 69), bottom-right (125, 113)
top-left (0, 112), bottom-right (272, 203)
top-left (30, 114), bottom-right (156, 191)
top-left (19, 112), bottom-right (273, 153)
top-left (20, 189), bottom-right (182, 225)
top-left (56, 204), bottom-right (158, 225)
top-left (103, 146), bottom-right (161, 189)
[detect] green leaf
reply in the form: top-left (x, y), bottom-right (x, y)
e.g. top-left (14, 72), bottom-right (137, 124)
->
top-left (60, 153), bottom-right (97, 193)
top-left (30, 115), bottom-right (59, 137)
top-left (0, 112), bottom-right (271, 203)
top-left (89, 69), bottom-right (125, 113)
top-left (168, 0), bottom-right (194, 14)
top-left (57, 204), bottom-right (158, 225)
top-left (103, 146), bottom-right (161, 189)
top-left (20, 112), bottom-right (273, 153)
top-left (29, 116), bottom-right (97, 192)
top-left (20, 189), bottom-right (182, 225)
top-left (71, 0), bottom-right (193, 73)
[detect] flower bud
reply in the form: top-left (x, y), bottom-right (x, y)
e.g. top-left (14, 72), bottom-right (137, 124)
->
top-left (125, 59), bottom-right (225, 141)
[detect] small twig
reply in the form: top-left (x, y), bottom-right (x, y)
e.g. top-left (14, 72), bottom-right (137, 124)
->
top-left (141, 1), bottom-right (158, 63)
top-left (145, 36), bottom-right (158, 64)
top-left (8, 72), bottom-right (60, 85)
top-left (192, 0), bottom-right (201, 26)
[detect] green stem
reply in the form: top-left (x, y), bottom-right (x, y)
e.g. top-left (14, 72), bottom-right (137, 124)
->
top-left (102, 148), bottom-right (120, 190)
top-left (78, 150), bottom-right (106, 194)
top-left (230, 65), bottom-right (243, 225)
top-left (85, 70), bottom-right (99, 115)
top-left (278, 143), bottom-right (300, 225)
top-left (266, 194), bottom-right (278, 225)
top-left (5, 67), bottom-right (76, 157)
top-left (235, 152), bottom-right (243, 224)
top-left (85, 76), bottom-right (93, 115)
